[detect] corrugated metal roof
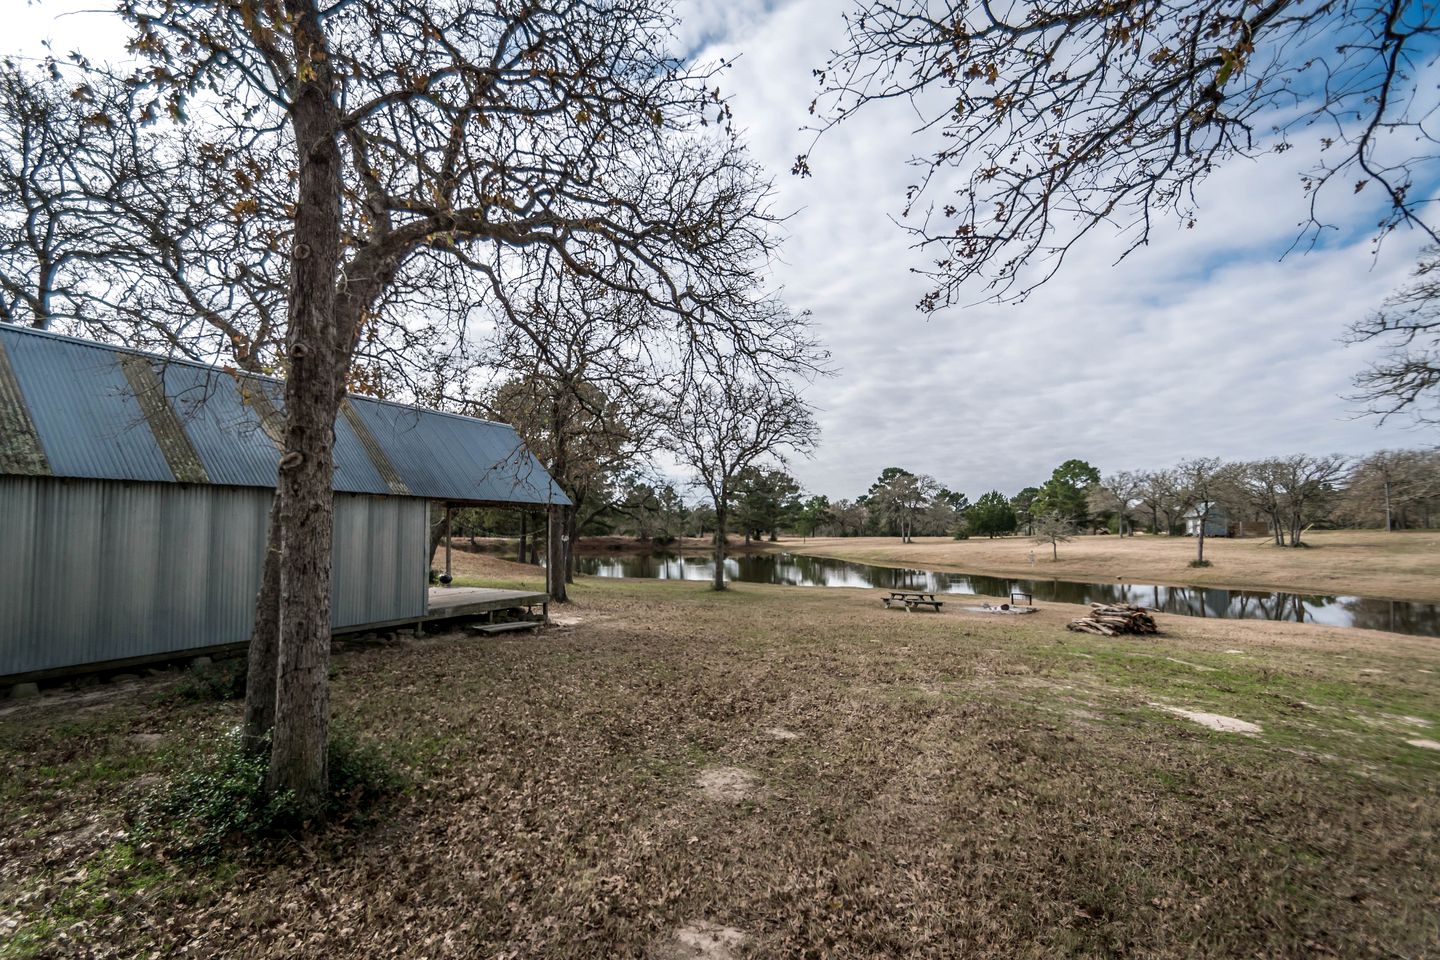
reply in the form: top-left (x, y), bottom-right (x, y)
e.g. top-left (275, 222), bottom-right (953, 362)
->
top-left (0, 324), bottom-right (569, 506)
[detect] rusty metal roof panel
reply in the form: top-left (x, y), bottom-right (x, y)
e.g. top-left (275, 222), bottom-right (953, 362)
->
top-left (346, 397), bottom-right (568, 506)
top-left (0, 328), bottom-right (174, 483)
top-left (0, 325), bottom-right (568, 506)
top-left (156, 362), bottom-right (283, 488)
top-left (331, 400), bottom-right (396, 496)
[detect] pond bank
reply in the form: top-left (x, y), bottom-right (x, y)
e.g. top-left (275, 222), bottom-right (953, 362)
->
top-left (573, 549), bottom-right (1440, 638)
top-left (759, 530), bottom-right (1440, 604)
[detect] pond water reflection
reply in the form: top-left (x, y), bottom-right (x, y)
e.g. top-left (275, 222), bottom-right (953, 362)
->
top-left (571, 550), bottom-right (1440, 638)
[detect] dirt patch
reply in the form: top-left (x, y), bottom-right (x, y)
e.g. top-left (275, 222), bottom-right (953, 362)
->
top-left (1382, 714), bottom-right (1431, 728)
top-left (651, 921), bottom-right (748, 960)
top-left (1165, 657), bottom-right (1218, 672)
top-left (696, 767), bottom-right (758, 801)
top-left (961, 605), bottom-right (1038, 615)
top-left (764, 727), bottom-right (799, 741)
top-left (1155, 705), bottom-right (1262, 735)
top-left (0, 679), bottom-right (166, 719)
top-left (1405, 739), bottom-right (1440, 751)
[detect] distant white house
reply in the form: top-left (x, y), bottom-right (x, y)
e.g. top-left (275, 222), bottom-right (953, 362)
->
top-left (1182, 502), bottom-right (1230, 537)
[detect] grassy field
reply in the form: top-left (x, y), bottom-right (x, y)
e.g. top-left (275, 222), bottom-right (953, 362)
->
top-left (772, 529), bottom-right (1440, 603)
top-left (3, 558), bottom-right (1439, 958)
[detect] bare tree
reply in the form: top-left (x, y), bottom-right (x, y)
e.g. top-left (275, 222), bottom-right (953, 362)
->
top-left (486, 371), bottom-right (640, 601)
top-left (667, 377), bottom-right (819, 591)
top-left (481, 276), bottom-right (723, 597)
top-left (830, 498), bottom-right (869, 537)
top-left (1031, 512), bottom-right (1073, 561)
top-left (1338, 449), bottom-right (1440, 529)
top-left (1274, 453), bottom-right (1350, 547)
top-left (1176, 457), bottom-right (1228, 565)
top-left (1139, 468), bottom-right (1185, 535)
top-left (1231, 459), bottom-right (1291, 545)
top-left (0, 59), bottom-right (286, 362)
top-left (805, 0), bottom-right (1440, 307)
top-left (115, 0), bottom-right (813, 814)
top-left (1093, 471), bottom-right (1145, 536)
top-left (869, 470), bottom-right (942, 543)
top-left (1349, 247), bottom-right (1440, 425)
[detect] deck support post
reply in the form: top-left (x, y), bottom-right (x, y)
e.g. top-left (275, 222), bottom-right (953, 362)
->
top-left (443, 506), bottom-right (453, 583)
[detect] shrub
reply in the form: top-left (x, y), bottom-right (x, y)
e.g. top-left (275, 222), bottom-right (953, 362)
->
top-left (172, 659), bottom-right (247, 702)
top-left (327, 727), bottom-right (405, 817)
top-left (135, 737), bottom-right (297, 861)
top-left (136, 727), bottom-right (403, 861)
top-left (1188, 559), bottom-right (1213, 568)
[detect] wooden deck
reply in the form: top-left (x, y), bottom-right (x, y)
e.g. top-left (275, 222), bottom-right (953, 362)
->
top-left (427, 587), bottom-right (549, 620)
top-left (338, 587), bottom-right (550, 636)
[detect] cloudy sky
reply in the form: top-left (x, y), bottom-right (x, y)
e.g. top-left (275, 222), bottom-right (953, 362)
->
top-left (13, 1), bottom-right (1434, 501)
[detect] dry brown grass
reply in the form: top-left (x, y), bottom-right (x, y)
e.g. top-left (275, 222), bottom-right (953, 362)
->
top-left (776, 529), bottom-right (1440, 602)
top-left (3, 576), bottom-right (1439, 958)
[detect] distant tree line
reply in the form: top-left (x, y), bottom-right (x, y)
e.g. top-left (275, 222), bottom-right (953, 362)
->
top-left (550, 448), bottom-right (1437, 553)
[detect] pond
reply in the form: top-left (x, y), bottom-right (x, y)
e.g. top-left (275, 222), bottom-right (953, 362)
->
top-left (572, 550), bottom-right (1440, 638)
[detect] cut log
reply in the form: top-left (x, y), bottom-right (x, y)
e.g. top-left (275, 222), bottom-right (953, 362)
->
top-left (1067, 603), bottom-right (1159, 636)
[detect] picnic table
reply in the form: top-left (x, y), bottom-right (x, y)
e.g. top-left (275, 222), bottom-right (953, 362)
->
top-left (882, 590), bottom-right (945, 612)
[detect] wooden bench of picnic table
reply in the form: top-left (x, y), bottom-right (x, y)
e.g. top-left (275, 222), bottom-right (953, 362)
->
top-left (883, 591), bottom-right (944, 612)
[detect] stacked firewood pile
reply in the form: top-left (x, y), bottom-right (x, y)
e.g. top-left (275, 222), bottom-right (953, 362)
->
top-left (1066, 603), bottom-right (1159, 636)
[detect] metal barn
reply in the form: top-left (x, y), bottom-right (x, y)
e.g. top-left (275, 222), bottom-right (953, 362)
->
top-left (0, 325), bottom-right (567, 678)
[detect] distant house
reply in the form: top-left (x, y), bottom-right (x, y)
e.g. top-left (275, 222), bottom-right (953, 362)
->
top-left (0, 325), bottom-right (567, 679)
top-left (1182, 502), bottom-right (1230, 538)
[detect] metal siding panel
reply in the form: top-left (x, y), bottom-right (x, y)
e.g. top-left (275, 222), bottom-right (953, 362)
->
top-left (1, 330), bottom-right (174, 483)
top-left (331, 494), bottom-right (427, 627)
top-left (97, 483), bottom-right (162, 660)
top-left (206, 488), bottom-right (270, 646)
top-left (0, 478), bottom-right (41, 672)
top-left (0, 478), bottom-right (271, 675)
top-left (398, 498), bottom-right (428, 618)
top-left (1, 479), bottom-right (429, 674)
top-left (330, 494), bottom-right (366, 627)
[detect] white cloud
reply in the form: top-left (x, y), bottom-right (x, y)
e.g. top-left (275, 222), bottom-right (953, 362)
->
top-left (682, 0), bottom-right (1434, 500)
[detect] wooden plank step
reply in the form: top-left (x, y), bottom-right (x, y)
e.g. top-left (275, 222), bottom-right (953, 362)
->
top-left (468, 620), bottom-right (543, 636)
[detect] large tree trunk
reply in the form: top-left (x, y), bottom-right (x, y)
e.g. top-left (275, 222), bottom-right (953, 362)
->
top-left (1197, 521), bottom-right (1206, 564)
top-left (242, 495), bottom-right (282, 756)
top-left (547, 504), bottom-right (568, 602)
top-left (266, 0), bottom-right (344, 818)
top-left (713, 502), bottom-right (728, 591)
top-left (427, 502), bottom-right (447, 566)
